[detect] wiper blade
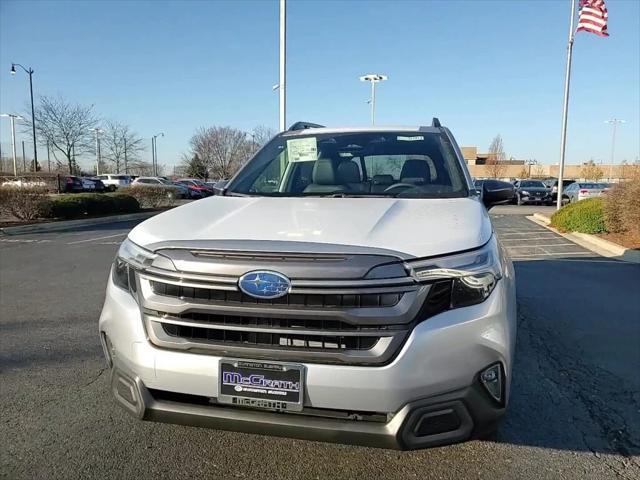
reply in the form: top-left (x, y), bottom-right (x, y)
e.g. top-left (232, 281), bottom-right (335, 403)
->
top-left (324, 192), bottom-right (396, 198)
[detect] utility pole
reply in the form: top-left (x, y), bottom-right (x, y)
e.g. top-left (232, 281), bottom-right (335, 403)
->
top-left (0, 113), bottom-right (22, 176)
top-left (279, 0), bottom-right (286, 131)
top-left (47, 140), bottom-right (51, 171)
top-left (11, 63), bottom-right (38, 171)
top-left (359, 74), bottom-right (388, 125)
top-left (605, 118), bottom-right (625, 181)
top-left (152, 133), bottom-right (164, 176)
top-left (21, 141), bottom-right (26, 172)
top-left (90, 128), bottom-right (103, 175)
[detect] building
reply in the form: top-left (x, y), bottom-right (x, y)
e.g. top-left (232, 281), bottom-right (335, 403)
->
top-left (461, 146), bottom-right (525, 166)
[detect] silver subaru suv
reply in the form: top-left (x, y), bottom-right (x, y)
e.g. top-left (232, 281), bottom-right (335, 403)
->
top-left (99, 119), bottom-right (516, 449)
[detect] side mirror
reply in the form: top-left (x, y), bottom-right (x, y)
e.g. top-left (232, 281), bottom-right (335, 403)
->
top-left (213, 180), bottom-right (229, 196)
top-left (482, 180), bottom-right (515, 210)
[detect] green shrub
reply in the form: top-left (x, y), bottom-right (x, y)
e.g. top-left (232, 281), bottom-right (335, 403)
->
top-left (107, 193), bottom-right (140, 213)
top-left (121, 184), bottom-right (178, 208)
top-left (48, 193), bottom-right (140, 219)
top-left (551, 197), bottom-right (606, 234)
top-left (0, 186), bottom-right (51, 220)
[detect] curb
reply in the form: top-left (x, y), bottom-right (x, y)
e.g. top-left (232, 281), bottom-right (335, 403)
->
top-left (527, 214), bottom-right (640, 264)
top-left (0, 211), bottom-right (159, 236)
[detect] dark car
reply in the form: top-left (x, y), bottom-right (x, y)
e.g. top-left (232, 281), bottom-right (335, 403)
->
top-left (60, 175), bottom-right (84, 193)
top-left (475, 179), bottom-right (516, 206)
top-left (545, 179), bottom-right (576, 202)
top-left (513, 179), bottom-right (552, 205)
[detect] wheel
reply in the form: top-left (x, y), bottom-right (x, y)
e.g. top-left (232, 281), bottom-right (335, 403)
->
top-left (109, 185), bottom-right (117, 192)
top-left (561, 195), bottom-right (570, 206)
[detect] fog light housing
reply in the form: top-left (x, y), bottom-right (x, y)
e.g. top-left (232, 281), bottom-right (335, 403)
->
top-left (480, 363), bottom-right (504, 404)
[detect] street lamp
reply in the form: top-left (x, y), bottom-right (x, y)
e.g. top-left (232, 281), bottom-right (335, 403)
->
top-left (0, 113), bottom-right (24, 176)
top-left (605, 119), bottom-right (625, 181)
top-left (359, 73), bottom-right (387, 125)
top-left (152, 132), bottom-right (164, 176)
top-left (11, 63), bottom-right (38, 171)
top-left (89, 128), bottom-right (103, 175)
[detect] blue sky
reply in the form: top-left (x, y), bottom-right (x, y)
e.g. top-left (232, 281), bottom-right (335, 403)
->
top-left (0, 0), bottom-right (638, 170)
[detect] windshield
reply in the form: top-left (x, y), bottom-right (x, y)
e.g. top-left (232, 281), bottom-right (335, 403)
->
top-left (226, 131), bottom-right (469, 198)
top-left (579, 183), bottom-right (606, 189)
top-left (520, 181), bottom-right (546, 188)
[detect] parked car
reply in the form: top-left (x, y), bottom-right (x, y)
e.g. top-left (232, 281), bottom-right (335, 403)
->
top-left (131, 176), bottom-right (187, 198)
top-left (82, 177), bottom-right (106, 192)
top-left (96, 174), bottom-right (132, 191)
top-left (176, 178), bottom-right (214, 198)
top-left (545, 178), bottom-right (576, 202)
top-left (100, 119), bottom-right (516, 450)
top-left (61, 175), bottom-right (84, 193)
top-left (475, 179), bottom-right (516, 205)
top-left (561, 182), bottom-right (609, 204)
top-left (513, 179), bottom-right (552, 205)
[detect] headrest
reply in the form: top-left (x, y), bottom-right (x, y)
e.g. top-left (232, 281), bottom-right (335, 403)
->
top-left (337, 161), bottom-right (361, 184)
top-left (312, 158), bottom-right (338, 185)
top-left (400, 159), bottom-right (431, 182)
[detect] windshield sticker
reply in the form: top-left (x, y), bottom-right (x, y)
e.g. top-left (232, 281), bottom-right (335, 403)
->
top-left (287, 137), bottom-right (318, 162)
top-left (397, 135), bottom-right (424, 141)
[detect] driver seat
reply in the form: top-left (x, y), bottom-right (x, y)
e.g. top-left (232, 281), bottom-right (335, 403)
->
top-left (400, 159), bottom-right (431, 186)
top-left (303, 158), bottom-right (348, 193)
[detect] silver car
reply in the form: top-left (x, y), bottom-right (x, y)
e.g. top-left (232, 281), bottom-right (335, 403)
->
top-left (561, 182), bottom-right (609, 204)
top-left (99, 120), bottom-right (517, 450)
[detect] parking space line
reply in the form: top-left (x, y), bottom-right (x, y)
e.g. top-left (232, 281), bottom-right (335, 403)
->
top-left (67, 233), bottom-right (127, 245)
top-left (504, 243), bottom-right (577, 248)
top-left (509, 251), bottom-right (592, 258)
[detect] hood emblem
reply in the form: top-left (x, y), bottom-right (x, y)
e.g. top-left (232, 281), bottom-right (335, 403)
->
top-left (238, 271), bottom-right (291, 299)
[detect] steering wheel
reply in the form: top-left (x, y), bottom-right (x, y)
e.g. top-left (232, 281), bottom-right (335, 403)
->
top-left (383, 183), bottom-right (415, 194)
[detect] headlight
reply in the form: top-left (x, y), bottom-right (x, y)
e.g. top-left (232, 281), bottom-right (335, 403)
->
top-left (112, 238), bottom-right (157, 295)
top-left (406, 236), bottom-right (502, 312)
top-left (520, 190), bottom-right (530, 196)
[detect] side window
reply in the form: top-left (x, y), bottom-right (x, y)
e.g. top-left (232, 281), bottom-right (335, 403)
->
top-left (251, 150), bottom-right (290, 193)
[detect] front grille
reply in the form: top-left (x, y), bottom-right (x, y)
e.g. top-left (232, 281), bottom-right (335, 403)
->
top-left (138, 248), bottom-right (427, 365)
top-left (155, 311), bottom-right (390, 332)
top-left (162, 323), bottom-right (380, 351)
top-left (150, 281), bottom-right (403, 308)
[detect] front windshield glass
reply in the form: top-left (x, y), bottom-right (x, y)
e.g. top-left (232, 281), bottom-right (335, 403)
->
top-left (226, 131), bottom-right (469, 198)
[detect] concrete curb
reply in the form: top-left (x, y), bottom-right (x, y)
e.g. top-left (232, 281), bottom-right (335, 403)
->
top-left (0, 211), bottom-right (159, 235)
top-left (527, 213), bottom-right (640, 264)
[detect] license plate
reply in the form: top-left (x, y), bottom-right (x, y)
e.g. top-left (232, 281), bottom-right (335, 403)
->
top-left (218, 359), bottom-right (304, 411)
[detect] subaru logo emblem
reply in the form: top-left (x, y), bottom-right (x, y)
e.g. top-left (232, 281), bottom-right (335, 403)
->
top-left (238, 271), bottom-right (291, 299)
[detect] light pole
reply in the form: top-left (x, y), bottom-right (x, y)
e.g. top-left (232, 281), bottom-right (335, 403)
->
top-left (279, 0), bottom-right (286, 131)
top-left (152, 132), bottom-right (164, 176)
top-left (605, 119), bottom-right (625, 181)
top-left (359, 74), bottom-right (388, 125)
top-left (0, 113), bottom-right (23, 176)
top-left (11, 63), bottom-right (38, 171)
top-left (90, 128), bottom-right (103, 175)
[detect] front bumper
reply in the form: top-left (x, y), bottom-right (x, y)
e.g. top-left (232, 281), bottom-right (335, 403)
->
top-left (109, 366), bottom-right (503, 449)
top-left (99, 269), bottom-right (516, 449)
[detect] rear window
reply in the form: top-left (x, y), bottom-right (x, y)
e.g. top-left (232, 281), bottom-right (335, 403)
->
top-left (579, 183), bottom-right (604, 189)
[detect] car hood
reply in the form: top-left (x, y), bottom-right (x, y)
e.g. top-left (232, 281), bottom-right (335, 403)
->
top-left (128, 196), bottom-right (492, 259)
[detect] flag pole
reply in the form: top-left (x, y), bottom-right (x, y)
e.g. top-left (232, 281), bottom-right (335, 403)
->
top-left (556, 0), bottom-right (577, 210)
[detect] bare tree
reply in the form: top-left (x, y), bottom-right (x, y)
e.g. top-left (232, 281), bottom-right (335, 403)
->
top-left (249, 125), bottom-right (277, 154)
top-left (127, 160), bottom-right (156, 176)
top-left (581, 160), bottom-right (604, 181)
top-left (190, 126), bottom-right (253, 179)
top-left (24, 95), bottom-right (98, 174)
top-left (101, 120), bottom-right (145, 173)
top-left (486, 134), bottom-right (507, 179)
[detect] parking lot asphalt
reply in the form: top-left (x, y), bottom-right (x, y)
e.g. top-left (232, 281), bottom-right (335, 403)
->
top-left (1, 205), bottom-right (639, 480)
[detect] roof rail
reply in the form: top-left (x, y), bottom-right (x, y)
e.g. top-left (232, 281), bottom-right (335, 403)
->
top-left (288, 121), bottom-right (325, 131)
top-left (431, 117), bottom-right (442, 128)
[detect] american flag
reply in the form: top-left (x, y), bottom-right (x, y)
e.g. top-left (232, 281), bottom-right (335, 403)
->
top-left (576, 0), bottom-right (609, 37)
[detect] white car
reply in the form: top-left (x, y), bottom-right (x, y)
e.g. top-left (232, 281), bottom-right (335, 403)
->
top-left (96, 174), bottom-right (131, 191)
top-left (100, 120), bottom-right (516, 450)
top-left (131, 176), bottom-right (188, 198)
top-left (561, 182), bottom-right (609, 204)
